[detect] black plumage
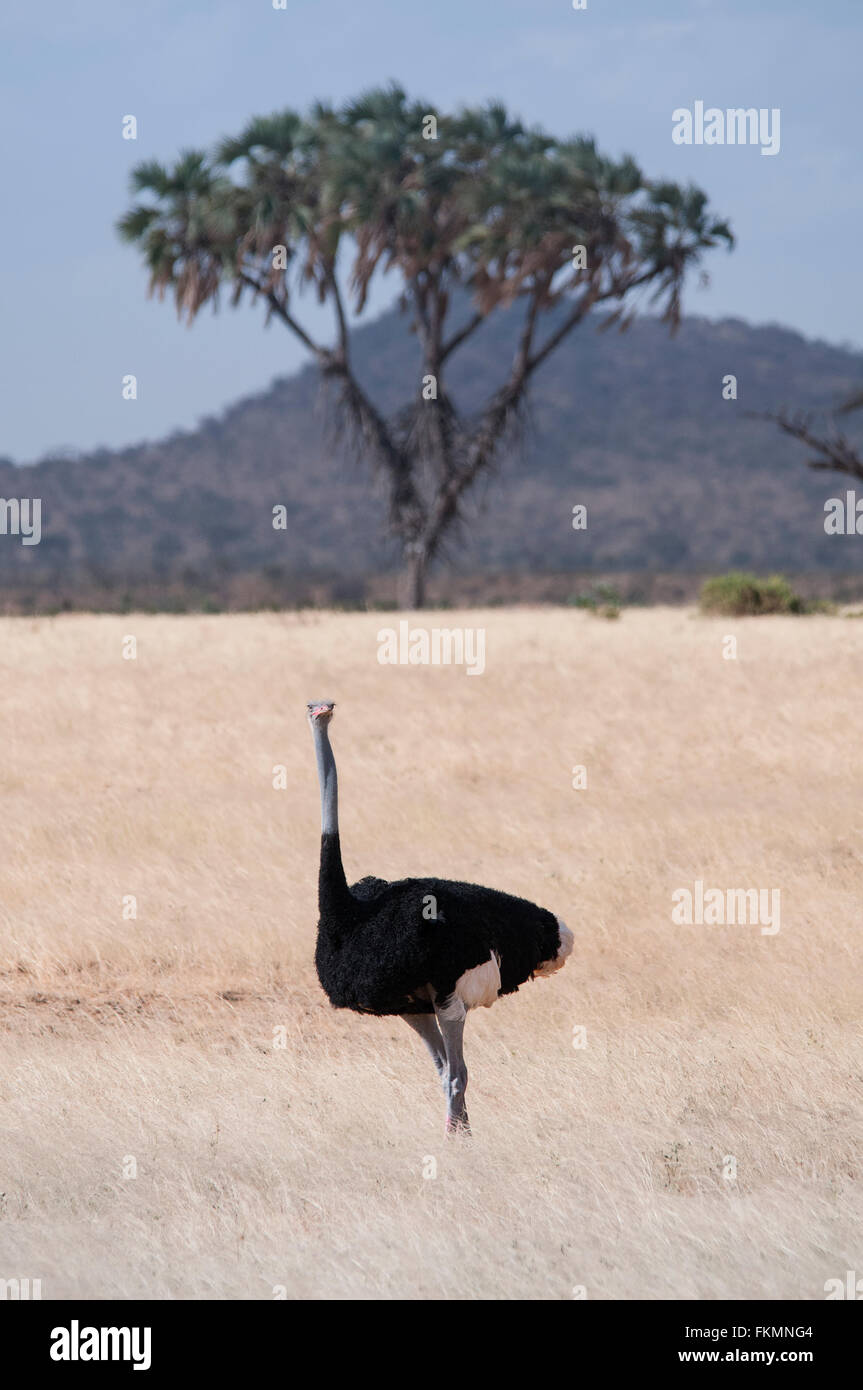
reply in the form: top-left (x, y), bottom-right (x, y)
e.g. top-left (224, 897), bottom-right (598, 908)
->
top-left (315, 831), bottom-right (562, 1016)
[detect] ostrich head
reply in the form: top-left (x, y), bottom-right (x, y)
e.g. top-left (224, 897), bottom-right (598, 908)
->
top-left (307, 700), bottom-right (335, 727)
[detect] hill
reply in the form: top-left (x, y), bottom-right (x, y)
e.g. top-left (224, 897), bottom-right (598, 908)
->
top-left (2, 301), bottom-right (862, 607)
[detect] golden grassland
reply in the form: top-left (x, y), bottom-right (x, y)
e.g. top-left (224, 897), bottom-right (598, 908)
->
top-left (0, 607), bottom-right (861, 1300)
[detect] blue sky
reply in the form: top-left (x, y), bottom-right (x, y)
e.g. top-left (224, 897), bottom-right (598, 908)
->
top-left (1, 0), bottom-right (860, 462)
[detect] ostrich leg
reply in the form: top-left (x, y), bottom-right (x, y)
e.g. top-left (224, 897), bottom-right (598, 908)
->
top-left (402, 1013), bottom-right (447, 1086)
top-left (434, 998), bottom-right (470, 1136)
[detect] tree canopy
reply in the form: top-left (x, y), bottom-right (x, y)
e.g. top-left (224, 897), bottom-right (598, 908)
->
top-left (119, 84), bottom-right (733, 605)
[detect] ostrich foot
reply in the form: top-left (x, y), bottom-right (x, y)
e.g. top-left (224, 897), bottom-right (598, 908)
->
top-left (445, 1108), bottom-right (471, 1137)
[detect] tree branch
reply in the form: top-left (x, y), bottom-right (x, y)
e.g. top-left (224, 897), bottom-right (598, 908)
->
top-left (326, 266), bottom-right (351, 364)
top-left (241, 269), bottom-right (426, 536)
top-left (417, 284), bottom-right (545, 559)
top-left (417, 266), bottom-right (662, 560)
top-left (326, 367), bottom-right (427, 537)
top-left (238, 273), bottom-right (328, 359)
top-left (405, 274), bottom-right (462, 489)
top-left (441, 311), bottom-right (486, 363)
top-left (526, 267), bottom-right (655, 374)
top-left (753, 410), bottom-right (863, 483)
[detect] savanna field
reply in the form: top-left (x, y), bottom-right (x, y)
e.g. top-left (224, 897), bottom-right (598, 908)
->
top-left (0, 607), bottom-right (860, 1300)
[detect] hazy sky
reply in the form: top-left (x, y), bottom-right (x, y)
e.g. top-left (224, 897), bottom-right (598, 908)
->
top-left (2, 0), bottom-right (860, 462)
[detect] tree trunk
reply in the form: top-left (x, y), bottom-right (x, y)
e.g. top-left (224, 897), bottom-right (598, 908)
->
top-left (397, 544), bottom-right (429, 610)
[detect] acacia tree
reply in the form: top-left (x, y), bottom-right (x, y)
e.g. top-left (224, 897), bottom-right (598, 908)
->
top-left (118, 85), bottom-right (732, 607)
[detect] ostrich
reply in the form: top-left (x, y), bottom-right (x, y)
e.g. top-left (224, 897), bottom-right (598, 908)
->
top-left (308, 700), bottom-right (573, 1134)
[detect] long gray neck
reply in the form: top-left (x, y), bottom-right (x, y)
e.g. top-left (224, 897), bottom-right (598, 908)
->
top-left (312, 721), bottom-right (339, 835)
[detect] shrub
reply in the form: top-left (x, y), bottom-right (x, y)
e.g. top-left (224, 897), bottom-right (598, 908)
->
top-left (699, 572), bottom-right (803, 616)
top-left (567, 583), bottom-right (622, 619)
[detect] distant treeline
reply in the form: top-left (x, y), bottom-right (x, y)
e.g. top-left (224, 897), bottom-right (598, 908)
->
top-left (2, 569), bottom-right (863, 616)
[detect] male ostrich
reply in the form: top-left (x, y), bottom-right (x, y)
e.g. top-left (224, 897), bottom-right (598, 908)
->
top-left (308, 700), bottom-right (573, 1134)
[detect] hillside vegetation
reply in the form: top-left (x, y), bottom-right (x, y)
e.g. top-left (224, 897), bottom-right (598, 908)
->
top-left (1, 308), bottom-right (862, 607)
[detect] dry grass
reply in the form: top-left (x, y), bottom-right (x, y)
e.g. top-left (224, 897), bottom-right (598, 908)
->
top-left (0, 607), bottom-right (860, 1300)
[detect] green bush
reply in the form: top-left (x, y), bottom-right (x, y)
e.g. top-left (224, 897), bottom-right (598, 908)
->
top-left (567, 582), bottom-right (622, 619)
top-left (699, 572), bottom-right (803, 616)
